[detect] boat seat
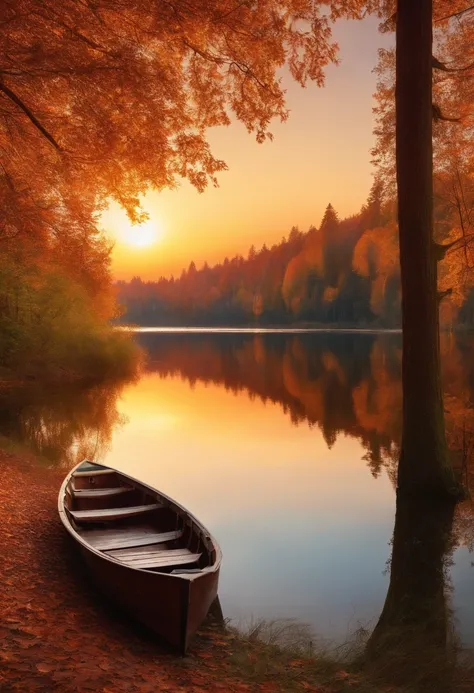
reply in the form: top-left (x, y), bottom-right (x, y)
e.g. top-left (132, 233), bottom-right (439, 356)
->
top-left (81, 528), bottom-right (183, 551)
top-left (69, 503), bottom-right (162, 523)
top-left (73, 467), bottom-right (116, 478)
top-left (106, 546), bottom-right (202, 570)
top-left (71, 486), bottom-right (133, 499)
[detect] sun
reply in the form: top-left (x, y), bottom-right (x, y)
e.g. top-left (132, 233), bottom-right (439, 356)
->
top-left (119, 217), bottom-right (164, 248)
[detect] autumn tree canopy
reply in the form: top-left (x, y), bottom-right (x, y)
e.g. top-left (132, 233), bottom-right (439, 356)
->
top-left (1, 1), bottom-right (470, 243)
top-left (1, 0), bottom-right (389, 242)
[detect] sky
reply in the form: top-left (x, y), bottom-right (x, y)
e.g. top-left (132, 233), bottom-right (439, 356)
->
top-left (100, 16), bottom-right (392, 281)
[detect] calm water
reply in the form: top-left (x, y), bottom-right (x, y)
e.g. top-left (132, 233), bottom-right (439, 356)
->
top-left (3, 330), bottom-right (474, 647)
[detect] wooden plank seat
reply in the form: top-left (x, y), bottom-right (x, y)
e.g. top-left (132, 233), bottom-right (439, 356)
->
top-left (106, 546), bottom-right (201, 570)
top-left (69, 503), bottom-right (162, 523)
top-left (71, 486), bottom-right (133, 499)
top-left (74, 467), bottom-right (116, 478)
top-left (81, 527), bottom-right (183, 551)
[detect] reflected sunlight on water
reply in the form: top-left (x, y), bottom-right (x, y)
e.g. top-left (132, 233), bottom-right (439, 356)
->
top-left (108, 373), bottom-right (395, 642)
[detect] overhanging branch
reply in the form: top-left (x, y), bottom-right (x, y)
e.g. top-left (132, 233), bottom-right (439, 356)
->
top-left (433, 239), bottom-right (461, 261)
top-left (438, 288), bottom-right (453, 302)
top-left (436, 4), bottom-right (474, 22)
top-left (432, 103), bottom-right (461, 122)
top-left (432, 56), bottom-right (474, 72)
top-left (0, 81), bottom-right (61, 150)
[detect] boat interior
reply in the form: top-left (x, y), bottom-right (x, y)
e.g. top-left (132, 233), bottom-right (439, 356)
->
top-left (64, 462), bottom-right (215, 574)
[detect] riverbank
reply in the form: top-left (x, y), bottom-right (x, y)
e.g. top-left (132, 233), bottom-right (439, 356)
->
top-left (0, 449), bottom-right (468, 693)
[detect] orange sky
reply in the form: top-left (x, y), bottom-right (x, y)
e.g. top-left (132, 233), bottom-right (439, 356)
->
top-left (100, 17), bottom-right (392, 281)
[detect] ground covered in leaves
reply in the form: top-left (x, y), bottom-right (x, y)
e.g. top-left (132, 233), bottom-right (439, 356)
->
top-left (0, 451), bottom-right (408, 693)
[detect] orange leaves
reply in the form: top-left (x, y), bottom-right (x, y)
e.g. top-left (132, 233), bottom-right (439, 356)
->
top-left (0, 0), bottom-right (346, 248)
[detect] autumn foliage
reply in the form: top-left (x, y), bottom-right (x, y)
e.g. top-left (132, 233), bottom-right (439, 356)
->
top-left (116, 179), bottom-right (474, 328)
top-left (0, 1), bottom-right (472, 373)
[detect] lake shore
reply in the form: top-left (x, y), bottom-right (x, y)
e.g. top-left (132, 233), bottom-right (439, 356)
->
top-left (0, 447), bottom-right (468, 693)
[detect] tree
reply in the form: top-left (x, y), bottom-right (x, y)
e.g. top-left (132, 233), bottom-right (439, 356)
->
top-left (395, 0), bottom-right (471, 497)
top-left (319, 203), bottom-right (341, 286)
top-left (372, 1), bottom-right (474, 495)
top-left (353, 221), bottom-right (400, 322)
top-left (1, 0), bottom-right (376, 244)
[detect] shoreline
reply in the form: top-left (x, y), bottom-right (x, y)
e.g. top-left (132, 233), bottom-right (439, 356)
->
top-left (118, 324), bottom-right (474, 335)
top-left (119, 325), bottom-right (403, 334)
top-left (1, 447), bottom-right (471, 692)
top-left (0, 448), bottom-right (387, 693)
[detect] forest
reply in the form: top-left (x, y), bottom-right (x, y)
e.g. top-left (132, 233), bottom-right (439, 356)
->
top-left (116, 16), bottom-right (474, 331)
top-left (117, 182), bottom-right (474, 328)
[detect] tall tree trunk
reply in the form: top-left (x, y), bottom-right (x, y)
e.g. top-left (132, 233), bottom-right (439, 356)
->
top-left (396, 0), bottom-right (458, 496)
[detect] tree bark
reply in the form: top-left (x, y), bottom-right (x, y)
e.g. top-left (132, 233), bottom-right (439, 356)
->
top-left (396, 0), bottom-right (458, 496)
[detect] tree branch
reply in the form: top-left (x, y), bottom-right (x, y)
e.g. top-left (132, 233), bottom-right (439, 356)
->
top-left (432, 103), bottom-right (461, 122)
top-left (436, 4), bottom-right (474, 22)
top-left (0, 81), bottom-right (61, 150)
top-left (438, 288), bottom-right (453, 302)
top-left (433, 239), bottom-right (461, 260)
top-left (432, 55), bottom-right (474, 72)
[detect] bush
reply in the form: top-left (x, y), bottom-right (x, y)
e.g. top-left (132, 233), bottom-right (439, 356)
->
top-left (0, 257), bottom-right (141, 382)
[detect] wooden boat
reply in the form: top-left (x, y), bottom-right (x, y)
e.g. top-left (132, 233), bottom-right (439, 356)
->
top-left (58, 460), bottom-right (222, 653)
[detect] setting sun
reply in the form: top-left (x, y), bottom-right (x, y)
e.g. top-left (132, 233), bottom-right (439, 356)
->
top-left (119, 218), bottom-right (164, 248)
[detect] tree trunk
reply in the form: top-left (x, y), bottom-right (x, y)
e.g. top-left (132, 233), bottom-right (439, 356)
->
top-left (365, 491), bottom-right (457, 692)
top-left (396, 0), bottom-right (458, 496)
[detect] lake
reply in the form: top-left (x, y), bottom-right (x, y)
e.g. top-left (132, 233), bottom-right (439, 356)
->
top-left (3, 329), bottom-right (474, 648)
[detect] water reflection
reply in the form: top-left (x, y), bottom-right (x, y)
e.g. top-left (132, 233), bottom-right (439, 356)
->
top-left (2, 330), bottom-right (474, 658)
top-left (137, 331), bottom-right (474, 486)
top-left (0, 377), bottom-right (134, 468)
top-left (127, 331), bottom-right (474, 648)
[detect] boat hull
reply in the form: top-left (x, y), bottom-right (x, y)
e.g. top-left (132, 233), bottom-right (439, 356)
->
top-left (59, 462), bottom-right (222, 653)
top-left (79, 542), bottom-right (220, 652)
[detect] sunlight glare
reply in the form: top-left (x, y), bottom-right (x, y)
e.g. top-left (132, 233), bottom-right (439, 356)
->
top-left (120, 217), bottom-right (164, 248)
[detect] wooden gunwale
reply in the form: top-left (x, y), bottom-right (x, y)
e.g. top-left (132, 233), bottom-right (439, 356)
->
top-left (58, 462), bottom-right (222, 583)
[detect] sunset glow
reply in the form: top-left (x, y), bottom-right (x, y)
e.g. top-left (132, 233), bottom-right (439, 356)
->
top-left (100, 17), bottom-right (393, 281)
top-left (118, 217), bottom-right (164, 248)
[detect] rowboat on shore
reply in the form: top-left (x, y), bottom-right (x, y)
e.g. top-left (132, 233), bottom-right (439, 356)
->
top-left (58, 460), bottom-right (222, 653)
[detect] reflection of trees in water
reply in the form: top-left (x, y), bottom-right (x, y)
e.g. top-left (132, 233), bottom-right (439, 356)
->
top-left (142, 332), bottom-right (397, 469)
top-left (142, 331), bottom-right (474, 683)
top-left (0, 376), bottom-right (135, 467)
top-left (141, 331), bottom-right (474, 483)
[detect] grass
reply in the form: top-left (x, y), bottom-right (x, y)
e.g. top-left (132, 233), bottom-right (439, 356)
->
top-left (209, 615), bottom-right (474, 693)
top-left (217, 617), bottom-right (374, 692)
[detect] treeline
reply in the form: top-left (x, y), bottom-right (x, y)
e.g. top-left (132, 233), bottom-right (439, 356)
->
top-left (117, 181), bottom-right (474, 328)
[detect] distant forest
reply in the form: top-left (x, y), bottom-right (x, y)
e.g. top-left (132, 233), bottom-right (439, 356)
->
top-left (116, 181), bottom-right (474, 328)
